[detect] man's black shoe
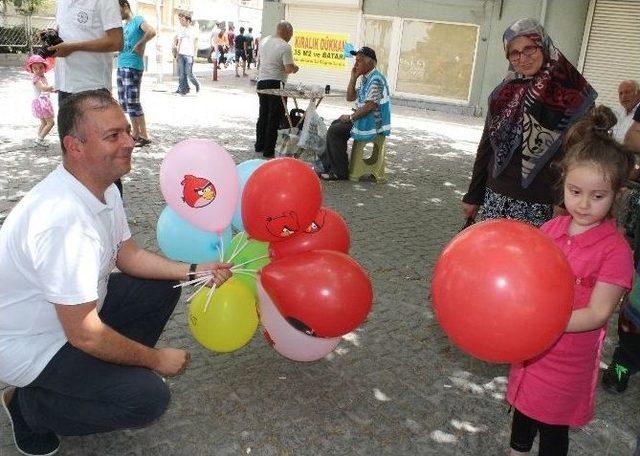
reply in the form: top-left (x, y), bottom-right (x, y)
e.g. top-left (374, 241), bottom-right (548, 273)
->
top-left (2, 387), bottom-right (60, 456)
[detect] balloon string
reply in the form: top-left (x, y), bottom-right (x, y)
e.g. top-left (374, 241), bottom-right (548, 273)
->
top-left (231, 268), bottom-right (258, 273)
top-left (226, 232), bottom-right (249, 263)
top-left (232, 255), bottom-right (268, 269)
top-left (175, 275), bottom-right (212, 288)
top-left (184, 276), bottom-right (212, 302)
top-left (226, 231), bottom-right (247, 261)
top-left (219, 236), bottom-right (225, 263)
top-left (231, 270), bottom-right (255, 277)
top-left (203, 283), bottom-right (217, 312)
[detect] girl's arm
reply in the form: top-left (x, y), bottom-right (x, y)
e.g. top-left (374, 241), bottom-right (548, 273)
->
top-left (34, 79), bottom-right (55, 92)
top-left (565, 281), bottom-right (626, 332)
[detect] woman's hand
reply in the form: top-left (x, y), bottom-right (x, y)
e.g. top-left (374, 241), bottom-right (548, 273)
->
top-left (462, 203), bottom-right (479, 220)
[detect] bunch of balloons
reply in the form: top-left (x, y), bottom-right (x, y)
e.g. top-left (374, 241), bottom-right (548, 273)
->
top-left (431, 219), bottom-right (574, 363)
top-left (158, 141), bottom-right (373, 361)
top-left (241, 157), bottom-right (373, 362)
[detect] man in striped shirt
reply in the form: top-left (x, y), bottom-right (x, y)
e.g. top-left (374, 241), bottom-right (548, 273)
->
top-left (318, 47), bottom-right (390, 180)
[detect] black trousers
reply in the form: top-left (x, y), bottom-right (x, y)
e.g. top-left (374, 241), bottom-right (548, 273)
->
top-left (16, 273), bottom-right (181, 436)
top-left (255, 79), bottom-right (285, 157)
top-left (510, 408), bottom-right (569, 456)
top-left (58, 89), bottom-right (123, 196)
top-left (320, 119), bottom-right (352, 179)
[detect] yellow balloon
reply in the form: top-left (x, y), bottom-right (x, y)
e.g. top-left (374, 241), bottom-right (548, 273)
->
top-left (188, 277), bottom-right (258, 353)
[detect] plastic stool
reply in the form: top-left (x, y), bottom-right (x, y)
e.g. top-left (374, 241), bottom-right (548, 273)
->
top-left (349, 135), bottom-right (387, 183)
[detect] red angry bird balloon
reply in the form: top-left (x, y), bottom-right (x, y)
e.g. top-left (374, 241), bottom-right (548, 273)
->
top-left (241, 158), bottom-right (322, 242)
top-left (431, 219), bottom-right (574, 363)
top-left (260, 250), bottom-right (373, 338)
top-left (269, 207), bottom-right (351, 259)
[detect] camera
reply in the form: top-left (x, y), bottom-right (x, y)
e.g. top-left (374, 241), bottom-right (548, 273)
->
top-left (34, 29), bottom-right (63, 58)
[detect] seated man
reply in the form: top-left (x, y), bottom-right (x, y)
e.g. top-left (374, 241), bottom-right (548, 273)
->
top-left (613, 80), bottom-right (640, 144)
top-left (318, 46), bottom-right (391, 181)
top-left (0, 90), bottom-right (231, 456)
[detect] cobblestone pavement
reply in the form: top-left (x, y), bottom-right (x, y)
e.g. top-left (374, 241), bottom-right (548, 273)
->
top-left (0, 65), bottom-right (638, 456)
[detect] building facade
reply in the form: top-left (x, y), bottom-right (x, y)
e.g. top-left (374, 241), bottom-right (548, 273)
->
top-left (261, 0), bottom-right (639, 116)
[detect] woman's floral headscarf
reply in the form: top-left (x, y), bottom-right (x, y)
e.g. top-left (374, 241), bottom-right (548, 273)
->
top-left (488, 18), bottom-right (597, 188)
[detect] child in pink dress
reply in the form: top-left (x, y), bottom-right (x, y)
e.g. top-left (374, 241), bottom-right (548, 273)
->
top-left (507, 107), bottom-right (635, 456)
top-left (25, 55), bottom-right (55, 147)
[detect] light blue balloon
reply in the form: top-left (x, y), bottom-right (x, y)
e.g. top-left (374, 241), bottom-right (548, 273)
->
top-left (344, 42), bottom-right (355, 59)
top-left (231, 159), bottom-right (267, 231)
top-left (157, 206), bottom-right (232, 263)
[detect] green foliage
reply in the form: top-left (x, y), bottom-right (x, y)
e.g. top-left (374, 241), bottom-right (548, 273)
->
top-left (2, 0), bottom-right (52, 16)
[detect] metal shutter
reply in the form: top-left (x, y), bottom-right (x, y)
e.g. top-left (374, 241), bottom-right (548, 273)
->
top-left (285, 5), bottom-right (360, 90)
top-left (581, 0), bottom-right (640, 109)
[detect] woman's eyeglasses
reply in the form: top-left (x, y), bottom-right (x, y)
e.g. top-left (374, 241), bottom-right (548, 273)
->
top-left (507, 45), bottom-right (540, 62)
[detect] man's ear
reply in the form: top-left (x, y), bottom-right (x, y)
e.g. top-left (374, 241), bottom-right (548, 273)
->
top-left (62, 134), bottom-right (82, 158)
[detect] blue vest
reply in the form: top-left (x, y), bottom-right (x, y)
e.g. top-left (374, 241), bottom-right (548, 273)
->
top-left (351, 69), bottom-right (391, 142)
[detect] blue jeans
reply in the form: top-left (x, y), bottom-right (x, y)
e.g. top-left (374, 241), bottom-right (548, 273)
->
top-left (15, 273), bottom-right (181, 436)
top-left (177, 54), bottom-right (199, 94)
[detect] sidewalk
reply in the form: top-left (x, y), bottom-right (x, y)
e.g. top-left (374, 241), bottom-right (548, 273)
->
top-left (0, 65), bottom-right (637, 455)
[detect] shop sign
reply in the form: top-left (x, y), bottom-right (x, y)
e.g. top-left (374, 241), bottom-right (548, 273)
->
top-left (293, 30), bottom-right (349, 69)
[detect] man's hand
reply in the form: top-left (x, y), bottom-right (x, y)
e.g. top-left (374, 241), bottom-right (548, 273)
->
top-left (154, 348), bottom-right (190, 377)
top-left (338, 114), bottom-right (351, 123)
top-left (292, 64), bottom-right (299, 74)
top-left (48, 41), bottom-right (77, 57)
top-left (195, 262), bottom-right (233, 287)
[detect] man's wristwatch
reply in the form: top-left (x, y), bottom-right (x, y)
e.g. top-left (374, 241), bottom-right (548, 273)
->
top-left (188, 263), bottom-right (198, 280)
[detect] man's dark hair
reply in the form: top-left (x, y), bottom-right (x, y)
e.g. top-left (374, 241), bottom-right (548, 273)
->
top-left (118, 0), bottom-right (130, 8)
top-left (58, 90), bottom-right (119, 154)
top-left (239, 26), bottom-right (245, 34)
top-left (248, 27), bottom-right (253, 33)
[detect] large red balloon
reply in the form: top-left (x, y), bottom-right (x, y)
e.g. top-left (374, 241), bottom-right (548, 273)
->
top-left (241, 158), bottom-right (322, 243)
top-left (269, 207), bottom-right (351, 259)
top-left (260, 250), bottom-right (373, 337)
top-left (431, 219), bottom-right (574, 363)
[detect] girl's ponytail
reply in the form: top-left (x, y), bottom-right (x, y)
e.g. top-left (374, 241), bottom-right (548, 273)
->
top-left (561, 105), bottom-right (635, 194)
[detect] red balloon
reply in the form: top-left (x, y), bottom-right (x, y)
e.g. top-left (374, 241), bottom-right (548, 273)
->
top-left (241, 158), bottom-right (322, 243)
top-left (431, 219), bottom-right (574, 363)
top-left (260, 250), bottom-right (373, 337)
top-left (269, 207), bottom-right (351, 259)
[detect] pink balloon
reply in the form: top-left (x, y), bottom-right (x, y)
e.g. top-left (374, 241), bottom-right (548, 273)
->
top-left (160, 139), bottom-right (239, 233)
top-left (257, 278), bottom-right (340, 362)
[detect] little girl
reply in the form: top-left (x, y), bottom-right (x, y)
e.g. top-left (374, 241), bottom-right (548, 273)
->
top-left (25, 54), bottom-right (55, 147)
top-left (507, 107), bottom-right (635, 456)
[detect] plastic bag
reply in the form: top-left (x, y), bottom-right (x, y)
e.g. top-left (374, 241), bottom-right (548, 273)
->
top-left (275, 127), bottom-right (300, 158)
top-left (297, 102), bottom-right (327, 156)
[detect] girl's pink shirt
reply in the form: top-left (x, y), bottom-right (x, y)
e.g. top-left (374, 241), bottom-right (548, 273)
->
top-left (507, 216), bottom-right (633, 426)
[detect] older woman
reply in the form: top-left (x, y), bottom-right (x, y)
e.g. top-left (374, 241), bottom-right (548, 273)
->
top-left (462, 18), bottom-right (596, 227)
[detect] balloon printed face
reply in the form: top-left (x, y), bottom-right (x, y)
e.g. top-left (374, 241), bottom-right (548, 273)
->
top-left (181, 174), bottom-right (217, 208)
top-left (305, 209), bottom-right (326, 233)
top-left (266, 211), bottom-right (300, 238)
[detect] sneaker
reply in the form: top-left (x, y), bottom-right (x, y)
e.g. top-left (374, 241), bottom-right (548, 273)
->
top-left (2, 387), bottom-right (60, 456)
top-left (602, 362), bottom-right (631, 393)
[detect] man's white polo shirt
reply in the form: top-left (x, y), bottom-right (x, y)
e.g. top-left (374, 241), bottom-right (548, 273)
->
top-left (0, 165), bottom-right (130, 387)
top-left (613, 101), bottom-right (640, 143)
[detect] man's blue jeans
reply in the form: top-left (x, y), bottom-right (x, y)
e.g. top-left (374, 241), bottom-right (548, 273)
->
top-left (14, 273), bottom-right (181, 436)
top-left (177, 54), bottom-right (199, 94)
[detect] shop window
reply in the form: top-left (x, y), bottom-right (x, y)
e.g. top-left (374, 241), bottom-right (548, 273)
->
top-left (363, 18), bottom-right (393, 77)
top-left (397, 20), bottom-right (478, 102)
